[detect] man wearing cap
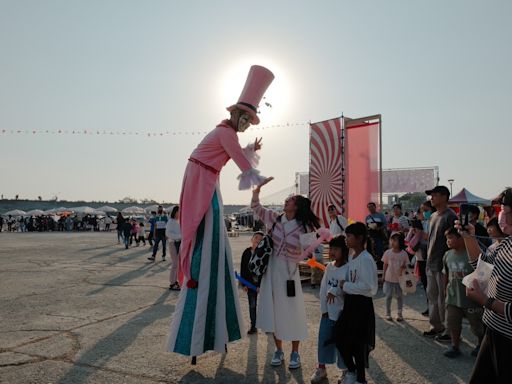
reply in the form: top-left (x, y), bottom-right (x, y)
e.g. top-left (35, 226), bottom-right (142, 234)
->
top-left (168, 65), bottom-right (274, 359)
top-left (423, 186), bottom-right (458, 339)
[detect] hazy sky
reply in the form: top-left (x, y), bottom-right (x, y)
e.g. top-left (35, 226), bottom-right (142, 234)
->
top-left (1, 0), bottom-right (510, 204)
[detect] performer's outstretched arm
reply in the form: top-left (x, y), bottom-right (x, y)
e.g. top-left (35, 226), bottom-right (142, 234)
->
top-left (250, 177), bottom-right (276, 228)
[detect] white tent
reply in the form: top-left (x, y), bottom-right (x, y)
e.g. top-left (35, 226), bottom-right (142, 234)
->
top-left (97, 206), bottom-right (118, 213)
top-left (69, 206), bottom-right (96, 214)
top-left (43, 207), bottom-right (70, 215)
top-left (144, 204), bottom-right (162, 213)
top-left (93, 210), bottom-right (106, 216)
top-left (25, 209), bottom-right (45, 216)
top-left (3, 209), bottom-right (26, 216)
top-left (122, 206), bottom-right (145, 214)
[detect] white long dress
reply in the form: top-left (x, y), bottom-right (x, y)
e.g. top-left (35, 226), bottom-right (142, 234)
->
top-left (256, 216), bottom-right (309, 341)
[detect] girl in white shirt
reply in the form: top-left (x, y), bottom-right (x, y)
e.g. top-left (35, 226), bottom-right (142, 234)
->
top-left (336, 222), bottom-right (378, 384)
top-left (136, 222), bottom-right (146, 246)
top-left (310, 235), bottom-right (349, 384)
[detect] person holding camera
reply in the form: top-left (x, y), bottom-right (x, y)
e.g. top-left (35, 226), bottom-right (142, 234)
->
top-left (365, 202), bottom-right (388, 260)
top-left (458, 188), bottom-right (512, 383)
top-left (251, 177), bottom-right (320, 370)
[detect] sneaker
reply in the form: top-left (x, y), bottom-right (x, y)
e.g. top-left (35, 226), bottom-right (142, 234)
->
top-left (271, 350), bottom-right (284, 367)
top-left (337, 370), bottom-right (347, 384)
top-left (471, 345), bottom-right (480, 357)
top-left (444, 346), bottom-right (461, 358)
top-left (396, 315), bottom-right (404, 322)
top-left (147, 256), bottom-right (155, 262)
top-left (423, 328), bottom-right (444, 338)
top-left (247, 327), bottom-right (257, 335)
top-left (435, 334), bottom-right (452, 343)
top-left (386, 315), bottom-right (393, 321)
top-left (310, 367), bottom-right (327, 383)
top-left (169, 282), bottom-right (181, 291)
top-left (289, 351), bottom-right (301, 369)
top-left (341, 371), bottom-right (357, 384)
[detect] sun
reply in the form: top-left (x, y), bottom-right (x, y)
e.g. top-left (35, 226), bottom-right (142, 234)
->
top-left (218, 57), bottom-right (291, 126)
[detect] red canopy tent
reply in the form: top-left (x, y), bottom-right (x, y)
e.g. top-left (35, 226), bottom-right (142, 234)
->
top-left (449, 188), bottom-right (491, 206)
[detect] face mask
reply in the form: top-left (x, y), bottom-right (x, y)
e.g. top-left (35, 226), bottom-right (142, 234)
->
top-left (237, 113), bottom-right (251, 132)
top-left (424, 211), bottom-right (432, 220)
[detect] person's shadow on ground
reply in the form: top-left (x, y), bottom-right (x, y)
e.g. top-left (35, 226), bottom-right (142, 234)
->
top-left (56, 290), bottom-right (173, 384)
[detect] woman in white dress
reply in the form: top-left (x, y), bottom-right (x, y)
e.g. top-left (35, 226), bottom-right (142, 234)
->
top-left (251, 177), bottom-right (320, 369)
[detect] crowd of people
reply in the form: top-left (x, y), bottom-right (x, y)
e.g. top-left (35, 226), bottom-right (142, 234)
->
top-left (113, 206), bottom-right (183, 292)
top-left (0, 213), bottom-right (113, 232)
top-left (235, 184), bottom-right (512, 384)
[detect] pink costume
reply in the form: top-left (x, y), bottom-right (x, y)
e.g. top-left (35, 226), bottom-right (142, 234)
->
top-left (178, 121), bottom-right (263, 282)
top-left (168, 66), bottom-right (274, 358)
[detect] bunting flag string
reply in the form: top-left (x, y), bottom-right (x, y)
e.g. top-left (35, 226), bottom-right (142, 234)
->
top-left (0, 122), bottom-right (308, 138)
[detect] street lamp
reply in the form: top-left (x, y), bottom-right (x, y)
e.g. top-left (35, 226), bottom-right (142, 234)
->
top-left (448, 179), bottom-right (454, 195)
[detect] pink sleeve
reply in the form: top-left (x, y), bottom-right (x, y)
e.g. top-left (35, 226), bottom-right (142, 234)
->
top-left (251, 197), bottom-right (278, 228)
top-left (382, 251), bottom-right (389, 264)
top-left (405, 228), bottom-right (414, 242)
top-left (219, 128), bottom-right (252, 172)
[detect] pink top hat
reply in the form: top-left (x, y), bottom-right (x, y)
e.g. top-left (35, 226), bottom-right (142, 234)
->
top-left (227, 65), bottom-right (274, 125)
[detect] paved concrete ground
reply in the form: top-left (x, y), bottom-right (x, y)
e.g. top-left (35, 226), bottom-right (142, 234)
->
top-left (0, 232), bottom-right (477, 383)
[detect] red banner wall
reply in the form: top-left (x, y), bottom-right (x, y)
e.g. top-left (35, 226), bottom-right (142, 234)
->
top-left (345, 122), bottom-right (381, 221)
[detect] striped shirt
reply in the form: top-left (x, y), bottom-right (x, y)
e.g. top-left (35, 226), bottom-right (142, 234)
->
top-left (251, 198), bottom-right (308, 262)
top-left (390, 215), bottom-right (410, 231)
top-left (471, 236), bottom-right (512, 339)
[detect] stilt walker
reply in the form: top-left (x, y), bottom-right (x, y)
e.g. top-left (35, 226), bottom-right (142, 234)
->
top-left (167, 65), bottom-right (274, 359)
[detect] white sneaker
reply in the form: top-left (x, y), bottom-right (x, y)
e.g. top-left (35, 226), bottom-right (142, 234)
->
top-left (342, 372), bottom-right (357, 384)
top-left (310, 367), bottom-right (327, 383)
top-left (289, 351), bottom-right (301, 369)
top-left (337, 370), bottom-right (347, 384)
top-left (271, 350), bottom-right (284, 366)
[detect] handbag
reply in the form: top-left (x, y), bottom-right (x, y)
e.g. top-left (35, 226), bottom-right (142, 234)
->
top-left (248, 216), bottom-right (280, 276)
top-left (399, 269), bottom-right (417, 295)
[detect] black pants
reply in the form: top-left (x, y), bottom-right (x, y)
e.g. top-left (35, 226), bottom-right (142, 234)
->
top-left (247, 290), bottom-right (258, 329)
top-left (470, 328), bottom-right (512, 383)
top-left (340, 341), bottom-right (367, 383)
top-left (148, 231), bottom-right (154, 246)
top-left (417, 260), bottom-right (427, 292)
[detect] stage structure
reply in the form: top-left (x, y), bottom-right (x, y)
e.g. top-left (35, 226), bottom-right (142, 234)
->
top-left (309, 115), bottom-right (382, 225)
top-left (382, 166), bottom-right (439, 195)
top-left (295, 172), bottom-right (309, 196)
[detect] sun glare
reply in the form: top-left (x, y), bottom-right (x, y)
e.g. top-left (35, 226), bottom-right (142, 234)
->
top-left (219, 57), bottom-right (291, 126)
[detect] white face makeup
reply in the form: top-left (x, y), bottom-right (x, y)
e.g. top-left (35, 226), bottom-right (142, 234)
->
top-left (237, 113), bottom-right (251, 132)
